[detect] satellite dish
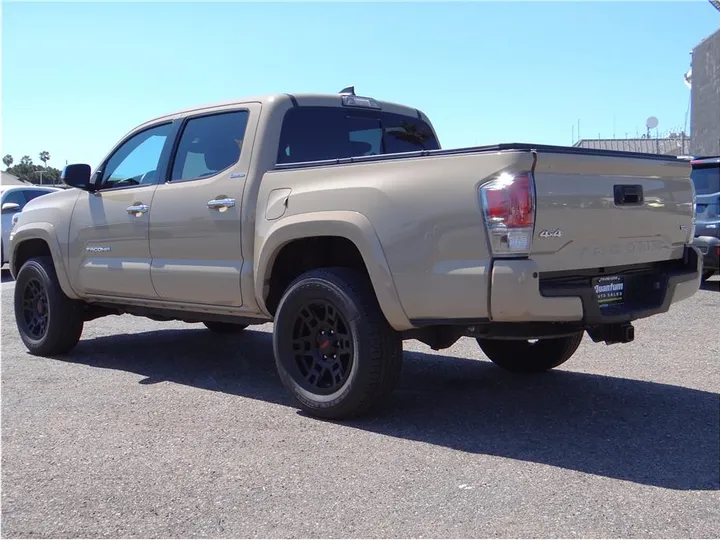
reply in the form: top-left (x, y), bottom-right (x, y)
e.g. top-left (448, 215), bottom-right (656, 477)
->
top-left (646, 116), bottom-right (659, 129)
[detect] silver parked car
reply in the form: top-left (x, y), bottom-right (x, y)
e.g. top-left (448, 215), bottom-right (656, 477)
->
top-left (1, 185), bottom-right (62, 265)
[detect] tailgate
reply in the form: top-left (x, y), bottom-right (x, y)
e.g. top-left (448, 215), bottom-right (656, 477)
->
top-left (530, 151), bottom-right (694, 272)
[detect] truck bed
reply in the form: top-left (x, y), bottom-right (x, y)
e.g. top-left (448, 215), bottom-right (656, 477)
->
top-left (274, 142), bottom-right (681, 171)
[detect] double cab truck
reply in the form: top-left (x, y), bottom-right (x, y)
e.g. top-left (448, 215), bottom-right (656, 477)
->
top-left (9, 88), bottom-right (702, 419)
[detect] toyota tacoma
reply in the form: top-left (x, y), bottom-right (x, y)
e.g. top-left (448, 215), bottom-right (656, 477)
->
top-left (9, 88), bottom-right (702, 419)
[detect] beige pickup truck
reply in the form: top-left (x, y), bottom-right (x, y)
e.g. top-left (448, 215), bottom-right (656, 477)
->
top-left (9, 88), bottom-right (702, 419)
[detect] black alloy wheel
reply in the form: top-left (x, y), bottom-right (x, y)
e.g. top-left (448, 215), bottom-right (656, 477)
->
top-left (290, 298), bottom-right (355, 395)
top-left (14, 256), bottom-right (84, 356)
top-left (20, 277), bottom-right (50, 340)
top-left (273, 267), bottom-right (403, 420)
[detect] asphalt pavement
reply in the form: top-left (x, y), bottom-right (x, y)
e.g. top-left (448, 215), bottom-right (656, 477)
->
top-left (2, 270), bottom-right (719, 538)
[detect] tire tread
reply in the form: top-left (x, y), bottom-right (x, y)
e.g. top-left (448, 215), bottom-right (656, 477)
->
top-left (274, 267), bottom-right (402, 419)
top-left (14, 256), bottom-right (84, 356)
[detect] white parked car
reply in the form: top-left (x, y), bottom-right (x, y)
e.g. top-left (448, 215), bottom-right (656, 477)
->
top-left (1, 185), bottom-right (62, 265)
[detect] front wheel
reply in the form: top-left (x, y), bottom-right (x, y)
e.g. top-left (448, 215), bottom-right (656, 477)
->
top-left (477, 333), bottom-right (584, 373)
top-left (14, 256), bottom-right (84, 356)
top-left (273, 267), bottom-right (403, 420)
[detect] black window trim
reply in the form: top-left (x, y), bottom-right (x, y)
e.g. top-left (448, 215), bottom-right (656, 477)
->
top-left (165, 107), bottom-right (251, 185)
top-left (93, 120), bottom-right (179, 193)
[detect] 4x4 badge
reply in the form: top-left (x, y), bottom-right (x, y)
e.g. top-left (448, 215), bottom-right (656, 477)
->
top-left (539, 229), bottom-right (562, 238)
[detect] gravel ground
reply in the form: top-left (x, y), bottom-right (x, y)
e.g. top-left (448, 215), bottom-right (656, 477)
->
top-left (2, 270), bottom-right (719, 538)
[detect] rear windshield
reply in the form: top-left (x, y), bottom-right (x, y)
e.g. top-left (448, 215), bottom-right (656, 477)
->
top-left (277, 106), bottom-right (440, 165)
top-left (691, 165), bottom-right (720, 195)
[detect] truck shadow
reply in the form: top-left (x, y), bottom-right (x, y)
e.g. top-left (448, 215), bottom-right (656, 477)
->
top-left (62, 326), bottom-right (718, 492)
top-left (1, 269), bottom-right (14, 283)
top-left (700, 277), bottom-right (719, 292)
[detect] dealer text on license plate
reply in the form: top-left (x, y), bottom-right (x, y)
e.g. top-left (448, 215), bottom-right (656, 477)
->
top-left (593, 275), bottom-right (625, 309)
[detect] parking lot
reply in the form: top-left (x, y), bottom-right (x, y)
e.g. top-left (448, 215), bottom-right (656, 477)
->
top-left (1, 270), bottom-right (719, 538)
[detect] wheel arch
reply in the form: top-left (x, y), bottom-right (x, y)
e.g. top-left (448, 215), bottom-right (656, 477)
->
top-left (255, 211), bottom-right (413, 331)
top-left (10, 224), bottom-right (79, 300)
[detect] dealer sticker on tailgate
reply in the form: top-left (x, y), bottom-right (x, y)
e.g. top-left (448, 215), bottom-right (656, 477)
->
top-left (593, 275), bottom-right (625, 308)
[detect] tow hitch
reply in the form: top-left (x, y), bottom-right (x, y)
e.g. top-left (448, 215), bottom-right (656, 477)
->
top-left (586, 323), bottom-right (635, 345)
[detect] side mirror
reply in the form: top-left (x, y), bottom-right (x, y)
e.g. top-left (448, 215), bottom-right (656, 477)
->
top-left (1, 202), bottom-right (21, 214)
top-left (61, 163), bottom-right (93, 190)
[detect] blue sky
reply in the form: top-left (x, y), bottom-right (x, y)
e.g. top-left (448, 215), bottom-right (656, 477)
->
top-left (2, 1), bottom-right (718, 169)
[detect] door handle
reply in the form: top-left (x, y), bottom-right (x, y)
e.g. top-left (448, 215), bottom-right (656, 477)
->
top-left (207, 198), bottom-right (236, 210)
top-left (126, 204), bottom-right (149, 215)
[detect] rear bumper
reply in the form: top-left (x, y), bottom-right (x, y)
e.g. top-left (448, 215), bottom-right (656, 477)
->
top-left (692, 236), bottom-right (720, 271)
top-left (489, 245), bottom-right (701, 325)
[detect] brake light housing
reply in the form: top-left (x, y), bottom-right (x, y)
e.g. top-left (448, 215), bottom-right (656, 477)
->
top-left (479, 171), bottom-right (536, 257)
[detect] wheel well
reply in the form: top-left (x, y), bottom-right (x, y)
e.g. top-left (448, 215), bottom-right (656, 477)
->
top-left (265, 236), bottom-right (370, 316)
top-left (12, 239), bottom-right (52, 275)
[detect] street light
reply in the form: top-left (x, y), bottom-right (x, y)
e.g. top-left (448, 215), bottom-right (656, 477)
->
top-left (32, 171), bottom-right (46, 185)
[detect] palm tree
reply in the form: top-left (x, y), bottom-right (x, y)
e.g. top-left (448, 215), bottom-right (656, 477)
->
top-left (20, 155), bottom-right (32, 166)
top-left (2, 154), bottom-right (13, 169)
top-left (39, 151), bottom-right (50, 168)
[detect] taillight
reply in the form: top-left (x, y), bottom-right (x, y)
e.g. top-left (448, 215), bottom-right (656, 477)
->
top-left (479, 171), bottom-right (535, 257)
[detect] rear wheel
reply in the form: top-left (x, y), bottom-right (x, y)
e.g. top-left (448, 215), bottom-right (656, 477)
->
top-left (701, 270), bottom-right (715, 282)
top-left (14, 256), bottom-right (84, 356)
top-left (202, 321), bottom-right (248, 333)
top-left (273, 267), bottom-right (403, 420)
top-left (477, 333), bottom-right (584, 373)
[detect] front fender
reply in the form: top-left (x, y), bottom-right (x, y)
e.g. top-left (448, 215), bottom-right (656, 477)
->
top-left (9, 222), bottom-right (79, 300)
top-left (254, 210), bottom-right (413, 331)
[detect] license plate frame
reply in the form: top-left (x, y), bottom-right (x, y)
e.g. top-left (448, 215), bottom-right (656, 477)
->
top-left (593, 275), bottom-right (626, 309)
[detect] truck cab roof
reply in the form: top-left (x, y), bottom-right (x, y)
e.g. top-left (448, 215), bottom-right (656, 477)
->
top-left (139, 92), bottom-right (430, 130)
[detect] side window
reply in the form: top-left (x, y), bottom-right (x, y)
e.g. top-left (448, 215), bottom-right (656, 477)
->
top-left (101, 123), bottom-right (172, 189)
top-left (170, 111), bottom-right (249, 181)
top-left (2, 190), bottom-right (27, 211)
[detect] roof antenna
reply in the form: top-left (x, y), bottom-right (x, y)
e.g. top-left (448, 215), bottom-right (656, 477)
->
top-left (339, 86), bottom-right (355, 96)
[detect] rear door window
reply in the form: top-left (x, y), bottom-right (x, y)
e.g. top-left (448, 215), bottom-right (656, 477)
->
top-left (171, 111), bottom-right (249, 181)
top-left (277, 106), bottom-right (439, 165)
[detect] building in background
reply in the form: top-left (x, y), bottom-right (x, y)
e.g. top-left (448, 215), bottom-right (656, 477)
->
top-left (689, 23), bottom-right (720, 156)
top-left (573, 132), bottom-right (690, 156)
top-left (1, 171), bottom-right (29, 186)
